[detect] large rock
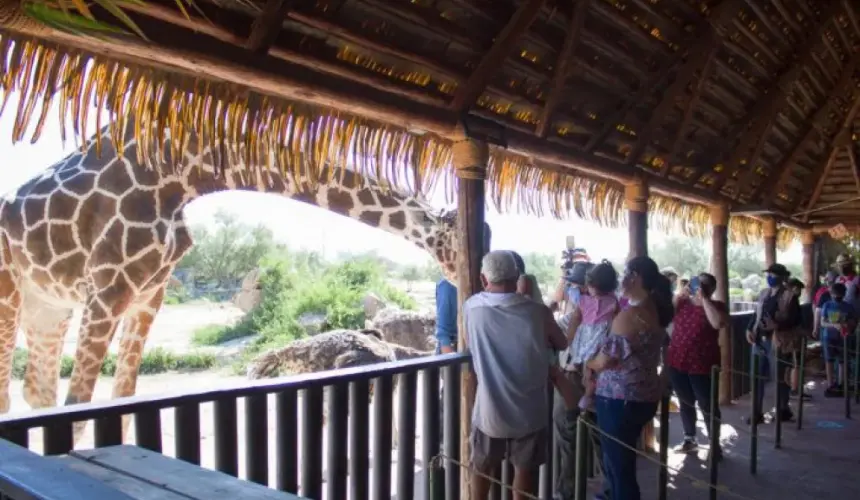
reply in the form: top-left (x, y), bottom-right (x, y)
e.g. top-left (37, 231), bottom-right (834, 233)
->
top-left (368, 307), bottom-right (436, 351)
top-left (233, 268), bottom-right (262, 313)
top-left (362, 293), bottom-right (388, 321)
top-left (247, 328), bottom-right (431, 379)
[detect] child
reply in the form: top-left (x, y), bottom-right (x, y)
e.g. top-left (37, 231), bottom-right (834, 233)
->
top-left (566, 260), bottom-right (620, 410)
top-left (820, 282), bottom-right (857, 396)
top-left (517, 274), bottom-right (578, 412)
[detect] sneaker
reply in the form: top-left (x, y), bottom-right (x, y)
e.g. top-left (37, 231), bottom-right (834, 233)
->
top-left (778, 408), bottom-right (795, 422)
top-left (673, 439), bottom-right (699, 454)
top-left (744, 414), bottom-right (764, 425)
top-left (825, 386), bottom-right (842, 398)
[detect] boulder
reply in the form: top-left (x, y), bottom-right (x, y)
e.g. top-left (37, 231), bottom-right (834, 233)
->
top-left (297, 312), bottom-right (327, 335)
top-left (362, 293), bottom-right (388, 321)
top-left (233, 268), bottom-right (263, 313)
top-left (247, 328), bottom-right (431, 380)
top-left (368, 307), bottom-right (436, 351)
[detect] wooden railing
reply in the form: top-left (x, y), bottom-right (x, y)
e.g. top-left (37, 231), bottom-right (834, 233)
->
top-left (0, 312), bottom-right (768, 499)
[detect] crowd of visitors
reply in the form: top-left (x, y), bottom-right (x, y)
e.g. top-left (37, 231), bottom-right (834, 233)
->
top-left (432, 244), bottom-right (851, 500)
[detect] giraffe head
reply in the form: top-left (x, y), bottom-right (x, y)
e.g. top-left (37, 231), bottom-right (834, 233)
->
top-left (411, 208), bottom-right (491, 283)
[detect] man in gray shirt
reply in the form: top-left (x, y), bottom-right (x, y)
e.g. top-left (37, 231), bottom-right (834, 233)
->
top-left (465, 250), bottom-right (550, 500)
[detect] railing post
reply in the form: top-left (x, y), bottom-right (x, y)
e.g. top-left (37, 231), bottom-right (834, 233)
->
top-left (750, 346), bottom-right (759, 475)
top-left (213, 398), bottom-right (238, 477)
top-left (422, 368), bottom-right (441, 500)
top-left (371, 375), bottom-right (394, 500)
top-left (326, 383), bottom-right (350, 499)
top-left (574, 417), bottom-right (587, 500)
top-left (797, 339), bottom-right (806, 430)
top-left (396, 372), bottom-right (418, 500)
top-left (709, 366), bottom-right (720, 500)
top-left (349, 380), bottom-right (370, 500)
top-left (845, 334), bottom-right (852, 420)
top-left (443, 363), bottom-right (461, 500)
top-left (429, 457), bottom-right (446, 500)
top-left (657, 395), bottom-right (669, 500)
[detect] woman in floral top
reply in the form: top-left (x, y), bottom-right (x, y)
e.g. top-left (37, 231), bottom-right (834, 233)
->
top-left (584, 256), bottom-right (673, 500)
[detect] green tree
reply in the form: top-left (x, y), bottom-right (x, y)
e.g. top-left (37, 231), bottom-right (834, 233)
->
top-left (176, 210), bottom-right (276, 287)
top-left (522, 253), bottom-right (558, 288)
top-left (399, 265), bottom-right (421, 291)
top-left (648, 237), bottom-right (709, 278)
top-left (422, 260), bottom-right (443, 283)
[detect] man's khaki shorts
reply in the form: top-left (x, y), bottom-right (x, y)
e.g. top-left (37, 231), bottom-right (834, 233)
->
top-left (470, 426), bottom-right (548, 471)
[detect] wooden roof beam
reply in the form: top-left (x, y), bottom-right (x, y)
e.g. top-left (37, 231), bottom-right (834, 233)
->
top-left (448, 0), bottom-right (545, 113)
top-left (848, 142), bottom-right (860, 198)
top-left (628, 32), bottom-right (721, 167)
top-left (732, 18), bottom-right (780, 65)
top-left (584, 0), bottom-right (741, 154)
top-left (245, 0), bottom-right (295, 54)
top-left (662, 49), bottom-right (718, 177)
top-left (771, 0), bottom-right (802, 34)
top-left (764, 55), bottom-right (859, 204)
top-left (536, 0), bottom-right (589, 138)
top-left (711, 2), bottom-right (844, 191)
top-left (803, 149), bottom-right (840, 222)
top-left (742, 0), bottom-right (787, 47)
top-left (847, 0), bottom-right (860, 37)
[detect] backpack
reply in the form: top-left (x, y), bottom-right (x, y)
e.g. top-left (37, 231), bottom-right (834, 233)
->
top-left (754, 287), bottom-right (804, 353)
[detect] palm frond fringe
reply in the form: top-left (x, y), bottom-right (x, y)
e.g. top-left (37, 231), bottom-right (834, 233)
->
top-left (0, 30), bottom-right (798, 248)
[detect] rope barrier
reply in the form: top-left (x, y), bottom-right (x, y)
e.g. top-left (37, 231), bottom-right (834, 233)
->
top-left (578, 419), bottom-right (760, 500)
top-left (429, 454), bottom-right (541, 500)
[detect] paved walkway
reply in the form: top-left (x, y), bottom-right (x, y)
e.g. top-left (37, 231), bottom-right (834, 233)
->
top-left (630, 379), bottom-right (860, 499)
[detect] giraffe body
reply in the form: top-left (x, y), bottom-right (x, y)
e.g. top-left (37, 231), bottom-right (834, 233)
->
top-left (0, 125), bottom-right (461, 425)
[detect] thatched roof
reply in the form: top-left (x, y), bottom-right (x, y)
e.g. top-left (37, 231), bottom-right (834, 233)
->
top-left (2, 0), bottom-right (857, 248)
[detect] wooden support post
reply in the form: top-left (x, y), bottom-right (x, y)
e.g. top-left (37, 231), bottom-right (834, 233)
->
top-left (625, 177), bottom-right (649, 259)
top-left (802, 231), bottom-right (816, 303)
top-left (453, 131), bottom-right (489, 500)
top-left (763, 217), bottom-right (778, 269)
top-left (710, 204), bottom-right (732, 404)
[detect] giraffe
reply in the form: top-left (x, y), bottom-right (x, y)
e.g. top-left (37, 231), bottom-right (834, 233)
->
top-left (0, 122), bottom-right (471, 427)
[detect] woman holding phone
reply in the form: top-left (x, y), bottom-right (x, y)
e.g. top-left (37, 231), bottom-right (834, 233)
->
top-left (665, 273), bottom-right (728, 457)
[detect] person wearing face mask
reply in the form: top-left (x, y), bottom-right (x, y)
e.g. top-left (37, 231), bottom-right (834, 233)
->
top-left (666, 273), bottom-right (727, 457)
top-left (582, 256), bottom-right (673, 500)
top-left (819, 282), bottom-right (856, 396)
top-left (786, 278), bottom-right (810, 400)
top-left (745, 263), bottom-right (802, 424)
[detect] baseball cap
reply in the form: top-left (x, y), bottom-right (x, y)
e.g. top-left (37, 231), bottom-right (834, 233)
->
top-left (763, 263), bottom-right (790, 277)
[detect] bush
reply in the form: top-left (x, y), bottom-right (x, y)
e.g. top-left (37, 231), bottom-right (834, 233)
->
top-left (11, 347), bottom-right (216, 379)
top-left (191, 324), bottom-right (253, 346)
top-left (205, 254), bottom-right (417, 362)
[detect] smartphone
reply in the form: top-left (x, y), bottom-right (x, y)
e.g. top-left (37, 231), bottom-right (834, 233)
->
top-left (688, 276), bottom-right (700, 294)
top-left (565, 235), bottom-right (576, 249)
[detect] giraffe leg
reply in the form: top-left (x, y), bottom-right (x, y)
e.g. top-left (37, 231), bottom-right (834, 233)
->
top-left (21, 307), bottom-right (73, 409)
top-left (0, 271), bottom-right (21, 414)
top-left (113, 287), bottom-right (166, 439)
top-left (66, 287), bottom-right (132, 443)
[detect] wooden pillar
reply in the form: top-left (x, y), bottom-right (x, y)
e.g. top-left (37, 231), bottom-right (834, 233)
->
top-left (763, 217), bottom-right (777, 268)
top-left (452, 132), bottom-right (488, 500)
top-left (801, 231), bottom-right (816, 302)
top-left (625, 177), bottom-right (649, 259)
top-left (710, 204), bottom-right (732, 404)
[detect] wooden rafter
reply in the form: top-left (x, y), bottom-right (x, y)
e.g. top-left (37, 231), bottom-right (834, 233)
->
top-left (803, 149), bottom-right (839, 222)
top-left (661, 47), bottom-right (718, 177)
top-left (799, 92), bottom-right (860, 220)
top-left (848, 144), bottom-right (860, 198)
top-left (627, 30), bottom-right (720, 167)
top-left (846, 0), bottom-right (860, 37)
top-left (536, 0), bottom-right (589, 138)
top-left (583, 0), bottom-right (740, 154)
top-left (245, 0), bottom-right (295, 54)
top-left (448, 0), bottom-right (545, 113)
top-left (725, 116), bottom-right (773, 196)
top-left (712, 2), bottom-right (844, 191)
top-left (764, 55), bottom-right (859, 204)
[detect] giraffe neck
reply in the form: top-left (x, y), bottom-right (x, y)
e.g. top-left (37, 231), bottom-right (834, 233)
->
top-left (124, 129), bottom-right (448, 254)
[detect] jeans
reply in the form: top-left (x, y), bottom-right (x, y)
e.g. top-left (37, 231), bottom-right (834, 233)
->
top-left (595, 396), bottom-right (657, 500)
top-left (755, 338), bottom-right (791, 414)
top-left (553, 371), bottom-right (603, 500)
top-left (667, 367), bottom-right (720, 442)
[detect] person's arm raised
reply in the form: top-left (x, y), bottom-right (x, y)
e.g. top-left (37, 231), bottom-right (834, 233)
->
top-left (701, 295), bottom-right (729, 330)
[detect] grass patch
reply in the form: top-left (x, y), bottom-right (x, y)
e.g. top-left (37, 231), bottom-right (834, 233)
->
top-left (191, 324), bottom-right (254, 347)
top-left (11, 347), bottom-right (216, 380)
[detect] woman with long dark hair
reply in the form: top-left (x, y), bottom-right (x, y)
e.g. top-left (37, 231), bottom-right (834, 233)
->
top-left (584, 256), bottom-right (673, 499)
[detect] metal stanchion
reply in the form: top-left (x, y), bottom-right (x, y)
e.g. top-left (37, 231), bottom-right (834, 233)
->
top-left (854, 329), bottom-right (860, 404)
top-left (429, 458), bottom-right (445, 500)
top-left (774, 348), bottom-right (782, 449)
top-left (574, 417), bottom-right (588, 500)
top-left (750, 346), bottom-right (759, 475)
top-left (845, 333), bottom-right (851, 419)
top-left (658, 395), bottom-right (669, 500)
top-left (709, 366), bottom-right (720, 500)
top-left (797, 338), bottom-right (806, 430)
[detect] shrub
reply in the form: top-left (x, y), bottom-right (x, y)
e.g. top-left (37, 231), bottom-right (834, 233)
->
top-left (11, 347), bottom-right (216, 379)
